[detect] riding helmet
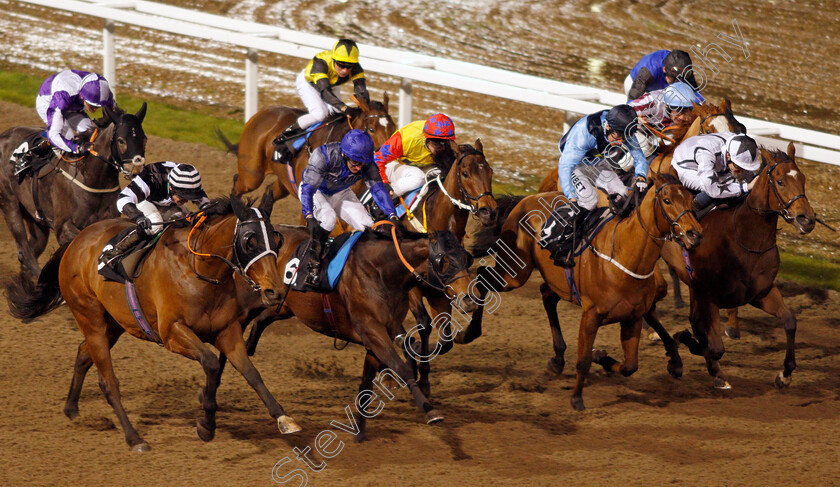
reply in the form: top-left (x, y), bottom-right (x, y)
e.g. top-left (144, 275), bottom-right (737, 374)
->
top-left (664, 81), bottom-right (700, 109)
top-left (605, 105), bottom-right (638, 137)
top-left (726, 134), bottom-right (761, 171)
top-left (423, 114), bottom-right (456, 140)
top-left (332, 39), bottom-right (360, 64)
top-left (663, 49), bottom-right (692, 78)
top-left (79, 73), bottom-right (113, 107)
top-left (168, 163), bottom-right (208, 200)
top-left (340, 129), bottom-right (375, 164)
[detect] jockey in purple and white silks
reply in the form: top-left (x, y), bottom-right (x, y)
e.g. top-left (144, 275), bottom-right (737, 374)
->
top-left (36, 69), bottom-right (114, 154)
top-left (671, 133), bottom-right (761, 214)
top-left (299, 129), bottom-right (401, 287)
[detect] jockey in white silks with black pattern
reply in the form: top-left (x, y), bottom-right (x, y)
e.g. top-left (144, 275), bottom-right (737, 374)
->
top-left (298, 129), bottom-right (403, 287)
top-left (99, 163), bottom-right (210, 268)
top-left (14, 70), bottom-right (115, 176)
top-left (671, 133), bottom-right (761, 214)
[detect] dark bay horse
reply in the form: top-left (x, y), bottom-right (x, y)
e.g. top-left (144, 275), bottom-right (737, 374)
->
top-left (219, 95), bottom-right (395, 199)
top-left (658, 144), bottom-right (816, 389)
top-left (397, 141), bottom-right (497, 398)
top-left (0, 103), bottom-right (148, 280)
top-left (468, 173), bottom-right (703, 410)
top-left (225, 224), bottom-right (478, 442)
top-left (6, 192), bottom-right (296, 452)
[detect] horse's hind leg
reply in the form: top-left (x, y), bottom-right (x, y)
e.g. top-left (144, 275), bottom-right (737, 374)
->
top-left (24, 214), bottom-right (49, 259)
top-left (541, 283), bottom-right (567, 376)
top-left (724, 308), bottom-right (741, 339)
top-left (64, 325), bottom-right (124, 420)
top-left (214, 322), bottom-right (301, 435)
top-left (72, 307), bottom-right (148, 451)
top-left (2, 201), bottom-right (41, 279)
top-left (669, 267), bottom-right (686, 308)
top-left (750, 286), bottom-right (797, 388)
top-left (593, 318), bottom-right (642, 377)
top-left (354, 351), bottom-right (382, 443)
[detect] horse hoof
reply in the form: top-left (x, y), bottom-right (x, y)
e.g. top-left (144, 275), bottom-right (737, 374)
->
top-left (713, 377), bottom-right (732, 390)
top-left (673, 330), bottom-right (692, 346)
top-left (570, 395), bottom-right (585, 411)
top-left (64, 407), bottom-right (79, 420)
top-left (277, 415), bottom-right (302, 434)
top-left (425, 410), bottom-right (444, 424)
top-left (774, 371), bottom-right (792, 388)
top-left (725, 327), bottom-right (741, 340)
top-left (354, 432), bottom-right (368, 443)
top-left (131, 441), bottom-right (151, 452)
top-left (196, 421), bottom-right (215, 442)
top-left (591, 349), bottom-right (607, 364)
top-left (667, 360), bottom-right (683, 379)
top-left (648, 331), bottom-right (662, 342)
top-left (547, 357), bottom-right (565, 376)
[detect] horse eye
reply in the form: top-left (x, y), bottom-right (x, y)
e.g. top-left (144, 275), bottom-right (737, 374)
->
top-left (663, 198), bottom-right (671, 205)
top-left (777, 179), bottom-right (785, 186)
top-left (244, 233), bottom-right (256, 250)
top-left (368, 127), bottom-right (375, 133)
top-left (117, 137), bottom-right (127, 153)
top-left (461, 170), bottom-right (469, 178)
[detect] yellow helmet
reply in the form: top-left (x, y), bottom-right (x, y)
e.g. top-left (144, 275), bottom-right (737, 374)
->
top-left (331, 39), bottom-right (360, 64)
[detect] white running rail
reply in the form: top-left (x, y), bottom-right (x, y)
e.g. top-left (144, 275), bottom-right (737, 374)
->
top-left (16, 0), bottom-right (840, 166)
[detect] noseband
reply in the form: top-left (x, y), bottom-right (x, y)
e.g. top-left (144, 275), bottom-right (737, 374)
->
top-left (752, 160), bottom-right (808, 223)
top-left (454, 151), bottom-right (493, 214)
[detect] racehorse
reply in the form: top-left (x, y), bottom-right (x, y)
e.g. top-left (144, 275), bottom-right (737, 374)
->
top-left (219, 95), bottom-right (395, 199)
top-left (395, 141), bottom-right (497, 398)
top-left (536, 99), bottom-right (747, 193)
top-left (467, 173), bottom-right (703, 410)
top-left (6, 191), bottom-right (297, 452)
top-left (218, 224), bottom-right (478, 441)
top-left (0, 103), bottom-right (148, 280)
top-left (658, 144), bottom-right (815, 389)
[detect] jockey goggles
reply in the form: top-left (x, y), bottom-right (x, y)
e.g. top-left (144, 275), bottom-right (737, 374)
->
top-left (335, 60), bottom-right (355, 70)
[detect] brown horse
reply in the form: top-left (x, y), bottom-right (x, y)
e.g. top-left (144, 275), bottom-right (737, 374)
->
top-left (220, 95), bottom-right (395, 199)
top-left (396, 141), bottom-right (497, 397)
top-left (658, 144), bottom-right (816, 389)
top-left (6, 192), bottom-right (298, 451)
top-left (536, 99), bottom-right (746, 194)
top-left (467, 173), bottom-right (703, 410)
top-left (0, 103), bottom-right (148, 280)
top-left (221, 225), bottom-right (477, 441)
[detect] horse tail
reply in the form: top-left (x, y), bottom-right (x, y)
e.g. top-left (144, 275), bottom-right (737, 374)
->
top-left (214, 127), bottom-right (239, 155)
top-left (6, 243), bottom-right (69, 322)
top-left (471, 195), bottom-right (525, 257)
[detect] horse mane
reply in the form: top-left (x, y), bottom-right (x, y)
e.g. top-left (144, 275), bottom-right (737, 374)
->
top-left (198, 195), bottom-right (255, 218)
top-left (458, 144), bottom-right (484, 157)
top-left (656, 172), bottom-right (682, 186)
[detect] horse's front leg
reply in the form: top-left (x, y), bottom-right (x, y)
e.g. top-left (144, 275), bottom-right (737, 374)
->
top-left (751, 286), bottom-right (797, 387)
top-left (592, 318), bottom-right (642, 377)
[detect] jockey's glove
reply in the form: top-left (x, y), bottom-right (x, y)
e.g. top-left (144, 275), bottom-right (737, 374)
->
top-left (77, 141), bottom-right (93, 155)
top-left (136, 216), bottom-right (153, 234)
top-left (339, 104), bottom-right (349, 114)
top-left (634, 176), bottom-right (648, 193)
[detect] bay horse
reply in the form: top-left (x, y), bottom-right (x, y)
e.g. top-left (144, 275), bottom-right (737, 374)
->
top-left (658, 144), bottom-right (816, 389)
top-left (467, 172), bottom-right (703, 410)
top-left (0, 103), bottom-right (148, 280)
top-left (219, 95), bottom-right (395, 199)
top-left (6, 191), bottom-right (298, 452)
top-left (396, 141), bottom-right (497, 398)
top-left (219, 224), bottom-right (478, 441)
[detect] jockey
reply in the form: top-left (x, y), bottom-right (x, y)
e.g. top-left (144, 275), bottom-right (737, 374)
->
top-left (671, 133), bottom-right (761, 214)
top-left (374, 113), bottom-right (457, 197)
top-left (275, 39), bottom-right (370, 148)
top-left (626, 81), bottom-right (704, 160)
top-left (15, 70), bottom-right (115, 177)
top-left (557, 104), bottom-right (649, 222)
top-left (299, 129), bottom-right (402, 286)
top-left (99, 163), bottom-right (209, 267)
top-left (624, 49), bottom-right (699, 100)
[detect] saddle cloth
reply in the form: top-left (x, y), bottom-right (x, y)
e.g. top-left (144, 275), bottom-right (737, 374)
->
top-left (283, 231), bottom-right (364, 293)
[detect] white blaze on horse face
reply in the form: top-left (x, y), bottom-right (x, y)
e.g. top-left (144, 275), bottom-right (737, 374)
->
top-left (379, 118), bottom-right (388, 129)
top-left (710, 117), bottom-right (730, 133)
top-left (787, 169), bottom-right (798, 178)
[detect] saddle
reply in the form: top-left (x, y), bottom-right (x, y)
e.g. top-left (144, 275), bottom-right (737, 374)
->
top-left (283, 231), bottom-right (363, 293)
top-left (11, 132), bottom-right (56, 179)
top-left (97, 227), bottom-right (161, 284)
top-left (541, 206), bottom-right (614, 268)
top-left (272, 110), bottom-right (355, 164)
top-left (360, 167), bottom-right (444, 233)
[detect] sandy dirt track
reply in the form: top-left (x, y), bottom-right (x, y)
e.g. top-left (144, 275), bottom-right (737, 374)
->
top-left (1, 99), bottom-right (840, 486)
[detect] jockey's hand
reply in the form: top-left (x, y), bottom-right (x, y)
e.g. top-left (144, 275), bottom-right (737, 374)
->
top-left (339, 104), bottom-right (349, 114)
top-left (384, 184), bottom-right (395, 197)
top-left (77, 141), bottom-right (93, 155)
top-left (305, 216), bottom-right (320, 235)
top-left (135, 216), bottom-right (153, 233)
top-left (388, 215), bottom-right (405, 238)
top-left (634, 176), bottom-right (648, 193)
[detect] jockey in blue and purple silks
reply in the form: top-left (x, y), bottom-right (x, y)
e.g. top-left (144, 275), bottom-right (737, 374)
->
top-left (36, 69), bottom-right (115, 154)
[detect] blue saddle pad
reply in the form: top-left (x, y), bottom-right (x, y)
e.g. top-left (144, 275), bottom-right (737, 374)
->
top-left (326, 231), bottom-right (364, 288)
top-left (394, 187), bottom-right (422, 218)
top-left (291, 122), bottom-right (324, 151)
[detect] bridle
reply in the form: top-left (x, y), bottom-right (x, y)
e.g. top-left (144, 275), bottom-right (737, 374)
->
top-left (634, 181), bottom-right (694, 243)
top-left (452, 150), bottom-right (494, 214)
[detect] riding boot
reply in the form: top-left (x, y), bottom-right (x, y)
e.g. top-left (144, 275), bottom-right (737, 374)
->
top-left (99, 228), bottom-right (146, 268)
top-left (15, 140), bottom-right (52, 182)
top-left (272, 122), bottom-right (301, 164)
top-left (305, 225), bottom-right (328, 287)
top-left (691, 192), bottom-right (716, 220)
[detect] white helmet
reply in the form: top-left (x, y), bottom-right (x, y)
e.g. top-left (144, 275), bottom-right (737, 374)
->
top-left (726, 134), bottom-right (760, 171)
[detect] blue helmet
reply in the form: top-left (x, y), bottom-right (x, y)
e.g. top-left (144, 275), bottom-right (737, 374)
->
top-left (340, 129), bottom-right (375, 164)
top-left (663, 81), bottom-right (699, 109)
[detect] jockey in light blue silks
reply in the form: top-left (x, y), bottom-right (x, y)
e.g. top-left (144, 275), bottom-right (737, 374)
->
top-left (299, 129), bottom-right (403, 286)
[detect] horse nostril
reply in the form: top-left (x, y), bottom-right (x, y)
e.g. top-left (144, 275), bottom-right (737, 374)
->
top-left (263, 288), bottom-right (278, 300)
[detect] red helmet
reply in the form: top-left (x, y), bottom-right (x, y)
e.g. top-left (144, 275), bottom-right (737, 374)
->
top-left (423, 114), bottom-right (456, 140)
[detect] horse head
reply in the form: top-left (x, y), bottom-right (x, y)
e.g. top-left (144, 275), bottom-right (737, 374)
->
top-left (446, 139), bottom-right (497, 226)
top-left (350, 93), bottom-right (396, 147)
top-left (99, 102), bottom-right (148, 177)
top-left (425, 230), bottom-right (477, 312)
top-left (230, 189), bottom-right (284, 305)
top-left (648, 172), bottom-right (703, 249)
top-left (754, 143), bottom-right (815, 234)
top-left (693, 99), bottom-right (747, 135)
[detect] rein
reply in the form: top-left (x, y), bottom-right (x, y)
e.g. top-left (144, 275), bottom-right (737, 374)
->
top-left (370, 220), bottom-right (452, 294)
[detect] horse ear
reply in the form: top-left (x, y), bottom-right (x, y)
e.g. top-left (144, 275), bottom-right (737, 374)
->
top-left (383, 92), bottom-right (389, 112)
top-left (101, 104), bottom-right (117, 126)
top-left (135, 102), bottom-right (147, 123)
top-left (259, 188), bottom-right (275, 217)
top-left (229, 193), bottom-right (248, 220)
top-left (649, 171), bottom-right (664, 186)
top-left (474, 138), bottom-right (483, 153)
top-left (720, 98), bottom-right (730, 113)
top-left (787, 141), bottom-right (796, 160)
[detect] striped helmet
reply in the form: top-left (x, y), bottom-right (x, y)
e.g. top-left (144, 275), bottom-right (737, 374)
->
top-left (168, 163), bottom-right (208, 200)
